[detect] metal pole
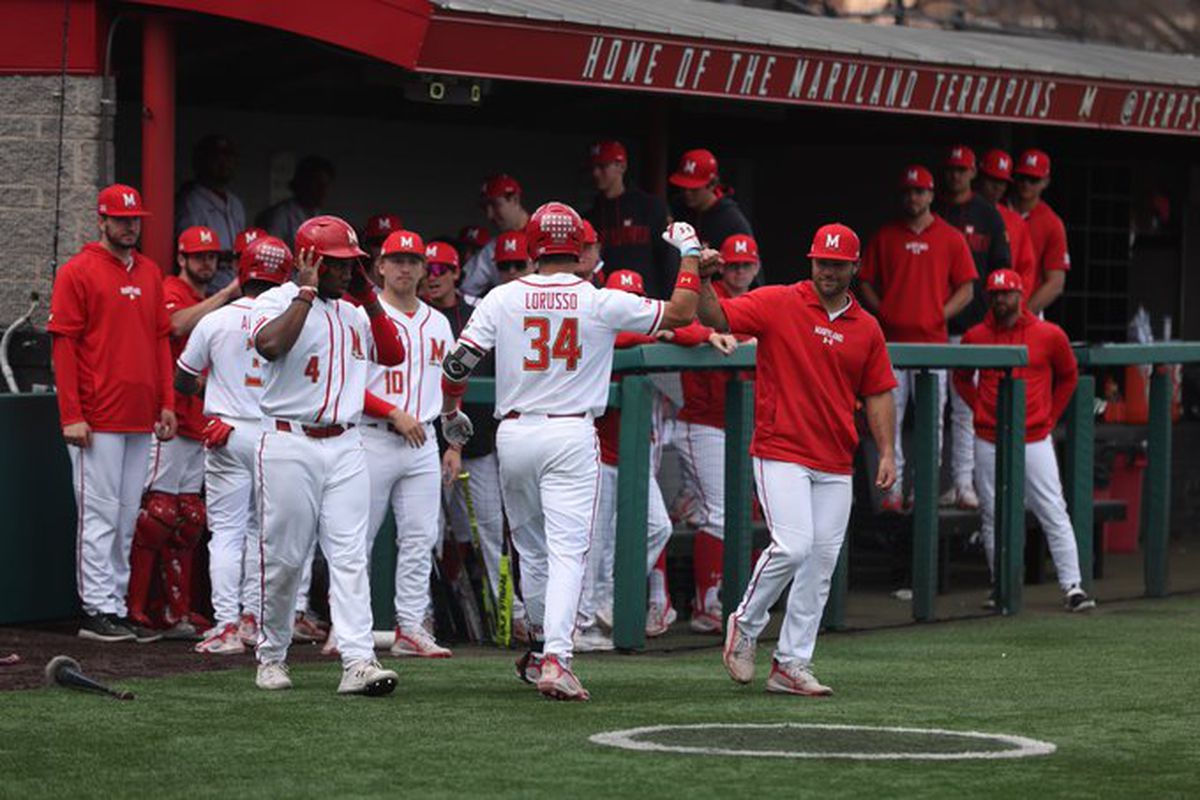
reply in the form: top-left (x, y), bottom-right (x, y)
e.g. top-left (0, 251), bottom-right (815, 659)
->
top-left (1143, 370), bottom-right (1172, 597)
top-left (613, 375), bottom-right (653, 650)
top-left (722, 379), bottom-right (754, 623)
top-left (996, 376), bottom-right (1026, 614)
top-left (142, 14), bottom-right (175, 273)
top-left (1063, 377), bottom-right (1095, 590)
top-left (911, 370), bottom-right (939, 622)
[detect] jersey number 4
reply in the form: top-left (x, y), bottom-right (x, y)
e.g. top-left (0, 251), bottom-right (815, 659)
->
top-left (523, 316), bottom-right (581, 371)
top-left (304, 356), bottom-right (320, 383)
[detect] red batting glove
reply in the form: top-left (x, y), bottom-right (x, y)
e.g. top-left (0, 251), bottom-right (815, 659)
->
top-left (347, 262), bottom-right (378, 306)
top-left (202, 418), bottom-right (234, 449)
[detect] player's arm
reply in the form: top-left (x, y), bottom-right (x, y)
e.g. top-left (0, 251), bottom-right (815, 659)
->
top-left (857, 282), bottom-right (882, 314)
top-left (1028, 270), bottom-right (1065, 314)
top-left (696, 278), bottom-right (730, 332)
top-left (864, 391), bottom-right (897, 492)
top-left (255, 248), bottom-right (320, 361)
top-left (169, 282), bottom-right (240, 338)
top-left (174, 316), bottom-right (212, 397)
top-left (1048, 328), bottom-right (1080, 424)
top-left (944, 281), bottom-right (974, 320)
top-left (658, 223), bottom-right (720, 330)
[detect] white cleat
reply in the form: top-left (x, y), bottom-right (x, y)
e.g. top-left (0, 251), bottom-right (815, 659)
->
top-left (292, 612), bottom-right (327, 643)
top-left (321, 625), bottom-right (340, 657)
top-left (256, 661), bottom-right (292, 691)
top-left (390, 627), bottom-right (453, 658)
top-left (238, 614), bottom-right (259, 647)
top-left (689, 610), bottom-right (723, 634)
top-left (594, 605), bottom-right (613, 632)
top-left (195, 622), bottom-right (245, 655)
top-left (574, 626), bottom-right (614, 652)
top-left (338, 659), bottom-right (398, 696)
top-left (765, 659), bottom-right (833, 696)
top-left (722, 617), bottom-right (756, 684)
top-left (938, 487), bottom-right (960, 507)
top-left (956, 485), bottom-right (980, 510)
top-left (645, 604), bottom-right (678, 638)
top-left (536, 655), bottom-right (590, 701)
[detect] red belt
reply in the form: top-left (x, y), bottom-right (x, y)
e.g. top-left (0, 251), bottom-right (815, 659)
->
top-left (275, 419), bottom-right (354, 439)
top-left (503, 411), bottom-right (587, 420)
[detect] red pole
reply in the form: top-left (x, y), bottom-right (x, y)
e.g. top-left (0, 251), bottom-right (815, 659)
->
top-left (141, 14), bottom-right (175, 273)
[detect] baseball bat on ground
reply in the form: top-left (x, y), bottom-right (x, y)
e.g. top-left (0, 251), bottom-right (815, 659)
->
top-left (44, 656), bottom-right (134, 701)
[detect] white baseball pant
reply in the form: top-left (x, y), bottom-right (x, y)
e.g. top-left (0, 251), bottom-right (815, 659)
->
top-left (145, 436), bottom-right (205, 494)
top-left (496, 415), bottom-right (599, 660)
top-left (730, 458), bottom-right (852, 666)
top-left (676, 421), bottom-right (726, 536)
top-left (363, 423), bottom-right (442, 630)
top-left (68, 432), bottom-right (153, 617)
top-left (974, 435), bottom-right (1083, 590)
top-left (204, 417), bottom-right (261, 628)
top-left (255, 424), bottom-right (374, 666)
top-left (947, 334), bottom-right (975, 490)
top-left (891, 367), bottom-right (948, 496)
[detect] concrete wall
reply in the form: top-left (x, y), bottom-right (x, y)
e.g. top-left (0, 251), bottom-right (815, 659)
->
top-left (0, 75), bottom-right (112, 327)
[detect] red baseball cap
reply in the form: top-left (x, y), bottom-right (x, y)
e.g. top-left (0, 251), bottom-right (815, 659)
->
top-left (669, 149), bottom-right (718, 189)
top-left (986, 268), bottom-right (1024, 293)
top-left (945, 145), bottom-right (976, 170)
top-left (177, 225), bottom-right (222, 254)
top-left (495, 230), bottom-right (529, 262)
top-left (979, 149), bottom-right (1014, 182)
top-left (424, 241), bottom-right (460, 269)
top-left (720, 234), bottom-right (759, 264)
top-left (364, 213), bottom-right (404, 241)
top-left (459, 225), bottom-right (491, 248)
top-left (590, 140), bottom-right (627, 166)
top-left (807, 223), bottom-right (861, 262)
top-left (605, 269), bottom-right (645, 296)
top-left (234, 227), bottom-right (268, 255)
top-left (97, 184), bottom-right (150, 217)
top-left (1015, 149), bottom-right (1051, 179)
top-left (580, 218), bottom-right (599, 246)
top-left (481, 174), bottom-right (522, 201)
top-left (380, 230), bottom-right (426, 258)
top-left (900, 165), bottom-right (935, 191)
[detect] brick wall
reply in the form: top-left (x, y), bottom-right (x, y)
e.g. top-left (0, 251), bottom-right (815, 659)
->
top-left (0, 75), bottom-right (112, 328)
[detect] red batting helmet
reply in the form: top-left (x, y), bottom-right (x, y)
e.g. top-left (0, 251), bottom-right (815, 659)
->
top-left (495, 230), bottom-right (529, 263)
top-left (177, 225), bottom-right (222, 255)
top-left (239, 236), bottom-right (294, 286)
top-left (986, 268), bottom-right (1024, 293)
top-left (294, 215), bottom-right (367, 259)
top-left (97, 184), bottom-right (150, 217)
top-left (604, 269), bottom-right (645, 296)
top-left (720, 234), bottom-right (759, 265)
top-left (580, 218), bottom-right (599, 246)
top-left (980, 149), bottom-right (1014, 182)
top-left (234, 227), bottom-right (268, 255)
top-left (379, 229), bottom-right (426, 259)
top-left (424, 241), bottom-right (460, 269)
top-left (669, 149), bottom-right (718, 189)
top-left (525, 202), bottom-right (583, 260)
top-left (807, 223), bottom-right (860, 262)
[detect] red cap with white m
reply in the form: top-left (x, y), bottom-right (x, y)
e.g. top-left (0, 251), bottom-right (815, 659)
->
top-left (806, 223), bottom-right (860, 262)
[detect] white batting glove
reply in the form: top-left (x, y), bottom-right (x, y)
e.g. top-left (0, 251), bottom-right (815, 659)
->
top-left (441, 408), bottom-right (474, 447)
top-left (662, 222), bottom-right (702, 257)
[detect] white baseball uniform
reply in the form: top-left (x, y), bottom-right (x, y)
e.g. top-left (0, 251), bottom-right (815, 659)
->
top-left (456, 272), bottom-right (665, 659)
top-left (362, 298), bottom-right (453, 630)
top-left (177, 297), bottom-right (264, 629)
top-left (252, 282), bottom-right (381, 667)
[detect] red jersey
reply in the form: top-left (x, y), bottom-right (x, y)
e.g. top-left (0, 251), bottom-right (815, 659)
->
top-left (952, 311), bottom-right (1078, 443)
top-left (721, 281), bottom-right (897, 474)
top-left (162, 275), bottom-right (209, 440)
top-left (996, 203), bottom-right (1038, 301)
top-left (677, 281), bottom-right (753, 429)
top-left (860, 215), bottom-right (977, 343)
top-left (1017, 200), bottom-right (1070, 297)
top-left (595, 332), bottom-right (657, 465)
top-left (48, 242), bottom-right (173, 432)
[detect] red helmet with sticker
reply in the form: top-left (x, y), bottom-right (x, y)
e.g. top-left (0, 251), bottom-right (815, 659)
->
top-left (525, 201), bottom-right (584, 260)
top-left (294, 215), bottom-right (367, 260)
top-left (238, 235), bottom-right (294, 286)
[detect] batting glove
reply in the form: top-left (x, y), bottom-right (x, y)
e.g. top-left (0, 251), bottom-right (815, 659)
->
top-left (347, 262), bottom-right (378, 306)
top-left (202, 418), bottom-right (234, 449)
top-left (661, 222), bottom-right (702, 257)
top-left (441, 408), bottom-right (474, 447)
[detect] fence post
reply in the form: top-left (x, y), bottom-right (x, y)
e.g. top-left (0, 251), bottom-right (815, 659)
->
top-left (613, 375), bottom-right (653, 650)
top-left (1063, 377), bottom-right (1095, 590)
top-left (821, 537), bottom-right (849, 631)
top-left (995, 376), bottom-right (1026, 614)
top-left (1143, 370), bottom-right (1172, 597)
top-left (911, 370), bottom-right (940, 622)
top-left (371, 516), bottom-right (398, 629)
top-left (722, 378), bottom-right (755, 623)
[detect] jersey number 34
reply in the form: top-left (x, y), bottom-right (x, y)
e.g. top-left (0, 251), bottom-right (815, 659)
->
top-left (523, 316), bottom-right (581, 372)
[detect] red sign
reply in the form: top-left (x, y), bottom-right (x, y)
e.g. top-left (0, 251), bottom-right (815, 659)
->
top-left (419, 13), bottom-right (1200, 137)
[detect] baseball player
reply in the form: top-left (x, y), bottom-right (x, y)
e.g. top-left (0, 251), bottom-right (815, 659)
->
top-left (129, 225), bottom-right (242, 640)
top-left (362, 213), bottom-right (404, 263)
top-left (937, 146), bottom-right (1012, 510)
top-left (667, 233), bottom-right (758, 633)
top-left (1009, 149), bottom-right (1070, 314)
top-left (574, 219), bottom-right (605, 286)
top-left (668, 149), bottom-right (754, 253)
top-left (859, 166), bottom-right (977, 512)
top-left (461, 174), bottom-right (530, 298)
top-left (251, 215), bottom-right (404, 695)
top-left (175, 134), bottom-right (245, 293)
top-left (457, 225), bottom-right (491, 270)
top-left (440, 202), bottom-right (713, 700)
top-left (977, 150), bottom-right (1038, 301)
top-left (952, 269), bottom-right (1095, 612)
top-left (50, 184), bottom-right (177, 643)
top-left (179, 236), bottom-right (294, 654)
top-left (494, 230), bottom-right (533, 283)
top-left (256, 156), bottom-right (334, 247)
top-left (708, 224), bottom-right (898, 696)
top-left (360, 229), bottom-right (456, 658)
top-left (233, 227), bottom-right (268, 260)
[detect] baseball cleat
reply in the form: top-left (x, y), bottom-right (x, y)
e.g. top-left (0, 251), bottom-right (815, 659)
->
top-left (238, 614), bottom-right (259, 646)
top-left (722, 617), bottom-right (756, 684)
top-left (195, 622), bottom-right (245, 655)
top-left (338, 659), bottom-right (398, 696)
top-left (515, 651), bottom-right (543, 684)
top-left (321, 626), bottom-right (340, 657)
top-left (594, 605), bottom-right (613, 632)
top-left (161, 618), bottom-right (201, 641)
top-left (77, 614), bottom-right (135, 643)
top-left (536, 655), bottom-right (590, 701)
top-left (956, 486), bottom-right (980, 510)
top-left (938, 487), bottom-right (960, 507)
top-left (574, 626), bottom-right (614, 652)
top-left (688, 610), bottom-right (723, 635)
top-left (292, 612), bottom-right (327, 643)
top-left (122, 613), bottom-right (164, 644)
top-left (1065, 585), bottom-right (1096, 612)
top-left (880, 492), bottom-right (905, 514)
top-left (390, 627), bottom-right (453, 658)
top-left (256, 661), bottom-right (292, 691)
top-left (645, 603), bottom-right (678, 638)
top-left (765, 659), bottom-right (833, 696)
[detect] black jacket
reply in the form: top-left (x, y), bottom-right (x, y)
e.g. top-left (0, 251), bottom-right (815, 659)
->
top-left (938, 193), bottom-right (1011, 334)
top-left (586, 186), bottom-right (677, 299)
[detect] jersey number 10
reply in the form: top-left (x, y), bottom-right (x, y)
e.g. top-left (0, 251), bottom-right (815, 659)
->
top-left (523, 316), bottom-right (581, 372)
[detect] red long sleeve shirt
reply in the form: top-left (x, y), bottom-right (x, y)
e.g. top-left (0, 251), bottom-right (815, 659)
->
top-left (952, 310), bottom-right (1078, 443)
top-left (595, 332), bottom-right (657, 465)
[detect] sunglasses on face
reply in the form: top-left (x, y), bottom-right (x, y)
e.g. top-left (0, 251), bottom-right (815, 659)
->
top-left (427, 263), bottom-right (456, 278)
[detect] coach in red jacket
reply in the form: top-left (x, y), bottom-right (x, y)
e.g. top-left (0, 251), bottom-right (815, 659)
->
top-left (951, 269), bottom-right (1094, 612)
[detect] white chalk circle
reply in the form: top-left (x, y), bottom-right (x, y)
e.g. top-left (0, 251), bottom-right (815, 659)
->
top-left (589, 723), bottom-right (1056, 761)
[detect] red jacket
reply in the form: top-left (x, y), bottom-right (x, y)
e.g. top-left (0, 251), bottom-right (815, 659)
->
top-left (676, 282), bottom-right (753, 429)
top-left (595, 332), bottom-right (657, 465)
top-left (953, 310), bottom-right (1078, 443)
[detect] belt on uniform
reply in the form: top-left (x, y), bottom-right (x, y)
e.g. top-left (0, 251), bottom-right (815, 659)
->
top-left (503, 411), bottom-right (587, 420)
top-left (274, 419), bottom-right (354, 438)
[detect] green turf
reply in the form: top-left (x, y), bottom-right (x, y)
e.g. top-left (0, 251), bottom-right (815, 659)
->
top-left (2, 596), bottom-right (1198, 799)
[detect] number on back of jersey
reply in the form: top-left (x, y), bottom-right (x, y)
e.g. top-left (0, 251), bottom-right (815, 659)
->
top-left (523, 316), bottom-right (581, 371)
